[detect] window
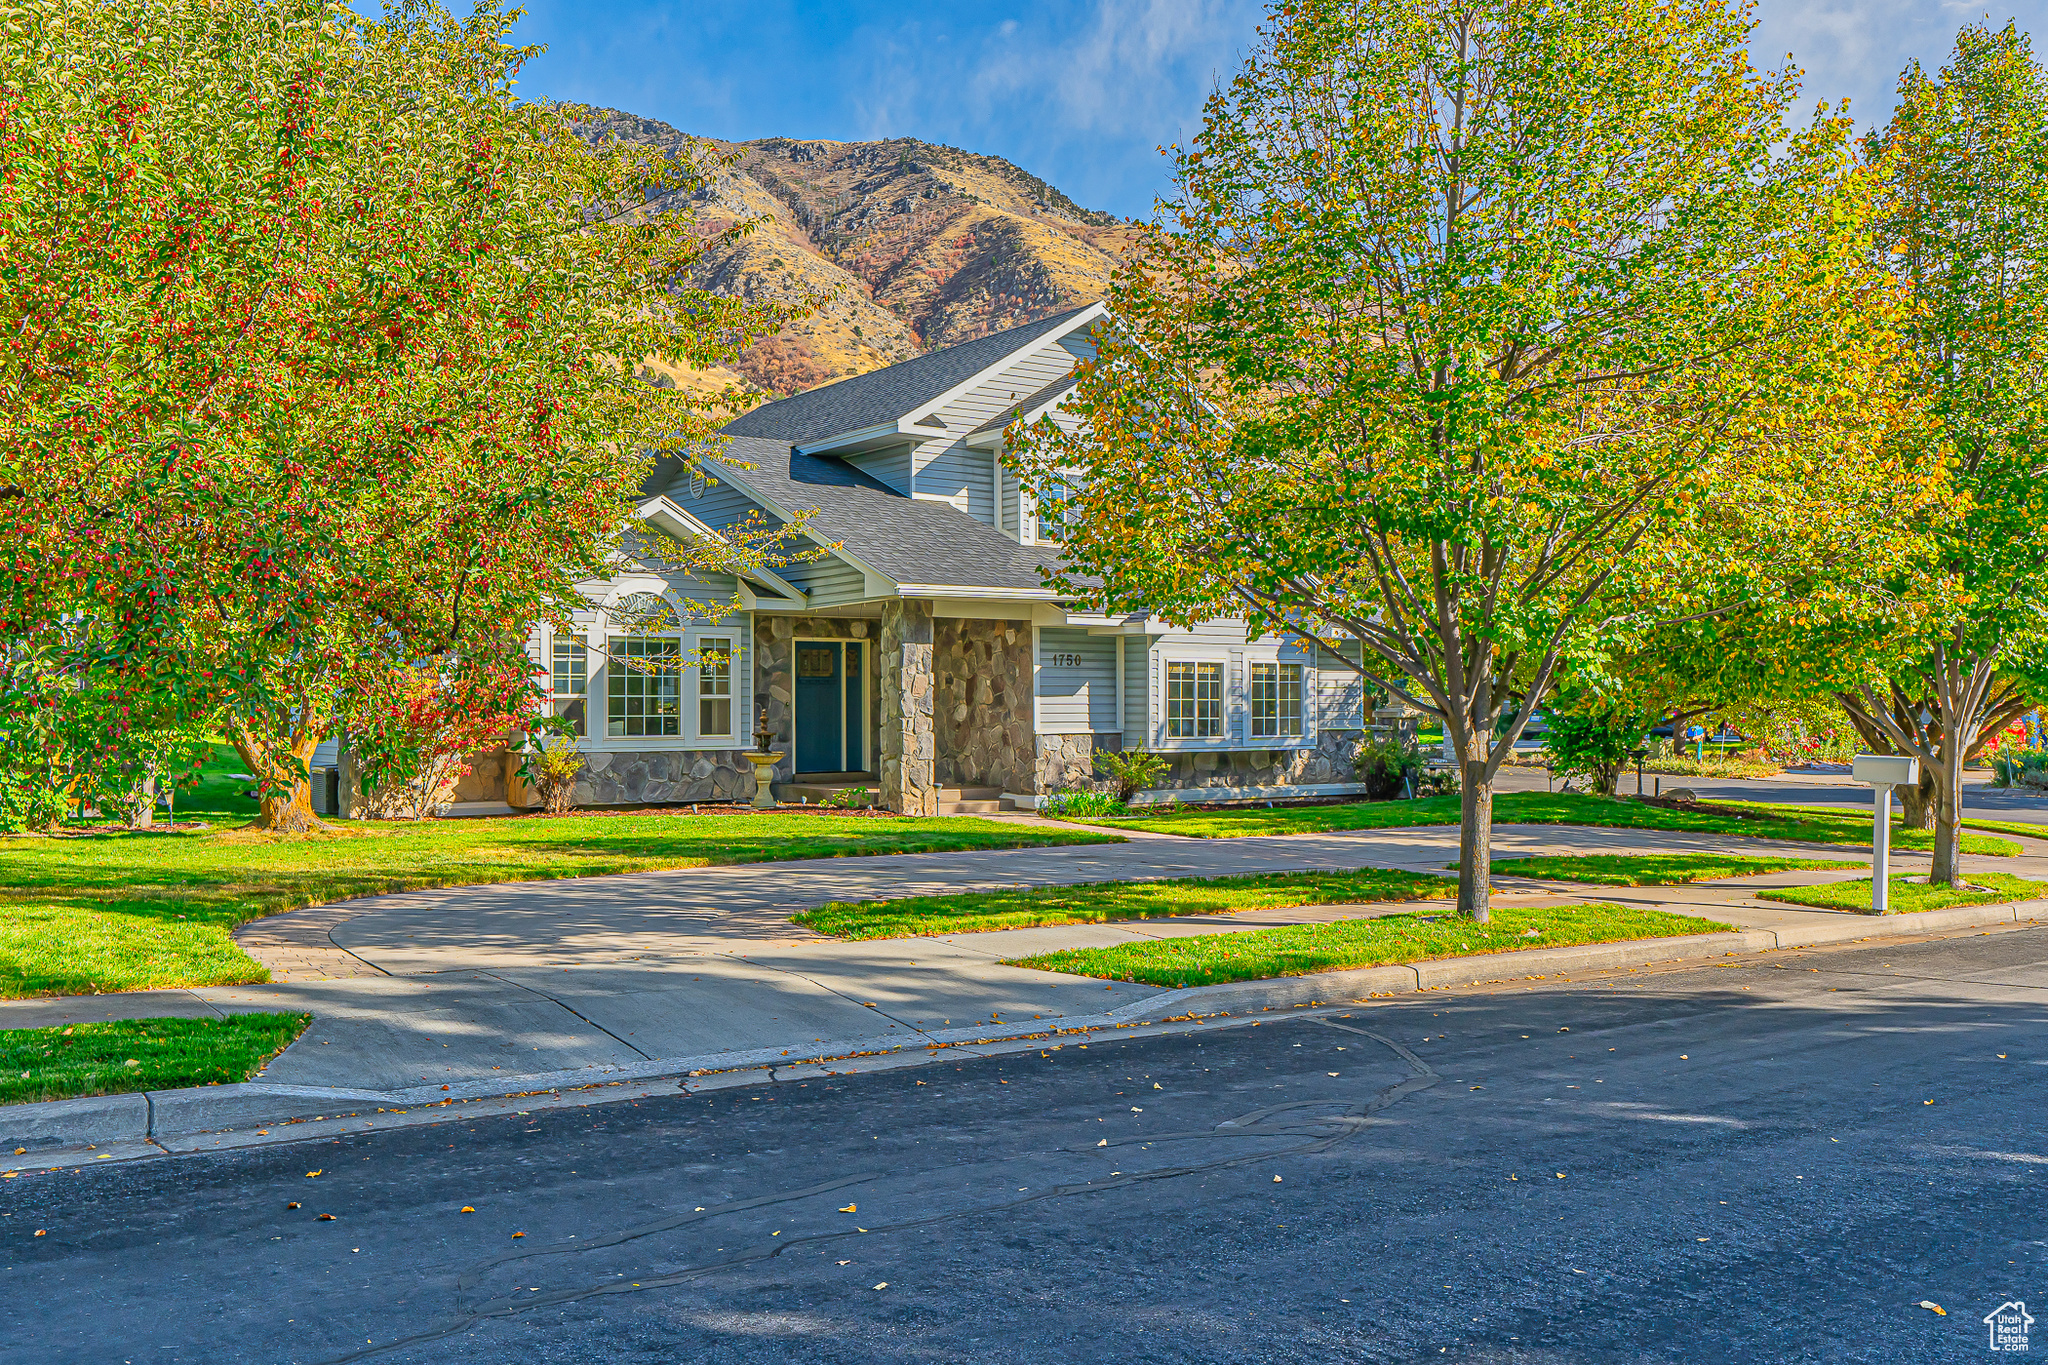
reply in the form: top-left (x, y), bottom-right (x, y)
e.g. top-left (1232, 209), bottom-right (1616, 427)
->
top-left (1251, 662), bottom-right (1303, 739)
top-left (607, 637), bottom-right (681, 737)
top-left (550, 635), bottom-right (587, 736)
top-left (697, 637), bottom-right (733, 739)
top-left (1166, 660), bottom-right (1223, 739)
top-left (1039, 477), bottom-right (1081, 539)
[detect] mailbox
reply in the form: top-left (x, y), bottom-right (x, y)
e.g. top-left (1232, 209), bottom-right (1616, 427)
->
top-left (1852, 754), bottom-right (1920, 787)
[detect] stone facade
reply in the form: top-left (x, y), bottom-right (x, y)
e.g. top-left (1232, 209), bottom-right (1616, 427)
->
top-left (933, 617), bottom-right (1035, 791)
top-left (751, 614), bottom-right (880, 784)
top-left (1034, 729), bottom-right (1366, 799)
top-left (1033, 732), bottom-right (1122, 794)
top-left (1152, 729), bottom-right (1364, 792)
top-left (573, 748), bottom-right (757, 806)
top-left (879, 599), bottom-right (937, 815)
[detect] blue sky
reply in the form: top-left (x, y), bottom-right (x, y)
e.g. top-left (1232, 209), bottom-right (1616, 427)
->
top-left (509, 0), bottom-right (2047, 221)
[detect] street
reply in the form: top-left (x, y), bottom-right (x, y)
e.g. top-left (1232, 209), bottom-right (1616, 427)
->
top-left (6, 925), bottom-right (2044, 1364)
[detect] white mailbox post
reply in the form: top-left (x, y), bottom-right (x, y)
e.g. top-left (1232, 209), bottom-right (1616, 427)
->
top-left (1851, 754), bottom-right (1920, 913)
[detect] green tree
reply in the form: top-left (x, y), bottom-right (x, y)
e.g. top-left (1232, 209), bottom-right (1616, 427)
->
top-left (1017, 0), bottom-right (1943, 919)
top-left (1833, 23), bottom-right (2048, 880)
top-left (0, 0), bottom-right (802, 831)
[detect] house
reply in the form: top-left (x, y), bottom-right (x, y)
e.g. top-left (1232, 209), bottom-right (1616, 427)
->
top-left (528, 301), bottom-right (1373, 814)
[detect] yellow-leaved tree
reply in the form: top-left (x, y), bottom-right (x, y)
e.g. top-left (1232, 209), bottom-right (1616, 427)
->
top-left (1017, 0), bottom-right (1947, 917)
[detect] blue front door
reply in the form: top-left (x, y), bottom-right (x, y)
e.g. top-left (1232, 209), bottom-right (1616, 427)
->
top-left (795, 643), bottom-right (843, 773)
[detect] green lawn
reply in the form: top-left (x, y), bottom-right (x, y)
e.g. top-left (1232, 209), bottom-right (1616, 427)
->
top-left (794, 867), bottom-right (1453, 940)
top-left (1756, 872), bottom-right (2048, 915)
top-left (0, 814), bottom-right (1117, 998)
top-left (0, 1013), bottom-right (309, 1107)
top-left (1007, 902), bottom-right (1733, 988)
top-left (1069, 792), bottom-right (2021, 855)
top-left (1488, 852), bottom-right (1863, 885)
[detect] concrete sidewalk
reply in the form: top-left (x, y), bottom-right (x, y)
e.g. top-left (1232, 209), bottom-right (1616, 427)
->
top-left (5, 819), bottom-right (2044, 1121)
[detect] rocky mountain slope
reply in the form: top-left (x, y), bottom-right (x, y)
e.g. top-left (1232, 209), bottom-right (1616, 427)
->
top-left (582, 109), bottom-right (1136, 397)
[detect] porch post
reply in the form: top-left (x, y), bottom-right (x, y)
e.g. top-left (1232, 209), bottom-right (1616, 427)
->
top-left (880, 599), bottom-right (938, 815)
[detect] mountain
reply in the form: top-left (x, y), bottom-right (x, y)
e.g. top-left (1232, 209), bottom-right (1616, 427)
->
top-left (581, 110), bottom-right (1137, 398)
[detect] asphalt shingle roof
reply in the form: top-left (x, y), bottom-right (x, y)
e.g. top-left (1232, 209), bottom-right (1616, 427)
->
top-left (721, 304), bottom-right (1097, 444)
top-left (709, 435), bottom-right (1073, 592)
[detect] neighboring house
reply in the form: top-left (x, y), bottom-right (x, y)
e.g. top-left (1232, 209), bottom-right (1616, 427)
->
top-left (531, 301), bottom-right (1372, 814)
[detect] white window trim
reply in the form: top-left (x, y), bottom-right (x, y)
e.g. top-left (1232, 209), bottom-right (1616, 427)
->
top-left (1149, 643), bottom-right (1320, 752)
top-left (573, 581), bottom-right (754, 751)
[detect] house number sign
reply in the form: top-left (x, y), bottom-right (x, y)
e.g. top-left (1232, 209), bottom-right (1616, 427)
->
top-left (1048, 652), bottom-right (1082, 668)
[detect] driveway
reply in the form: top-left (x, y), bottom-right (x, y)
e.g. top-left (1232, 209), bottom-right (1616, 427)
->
top-left (10, 816), bottom-right (2022, 1098)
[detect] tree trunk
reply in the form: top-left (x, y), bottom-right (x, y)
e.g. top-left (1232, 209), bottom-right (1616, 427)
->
top-left (256, 782), bottom-right (325, 833)
top-left (1899, 767), bottom-right (1938, 830)
top-left (233, 725), bottom-right (330, 834)
top-left (1457, 759), bottom-right (1492, 922)
top-left (1931, 747), bottom-right (1966, 886)
top-left (1596, 762), bottom-right (1622, 797)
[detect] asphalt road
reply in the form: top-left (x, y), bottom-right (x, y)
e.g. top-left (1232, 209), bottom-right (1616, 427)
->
top-left (7, 927), bottom-right (2046, 1364)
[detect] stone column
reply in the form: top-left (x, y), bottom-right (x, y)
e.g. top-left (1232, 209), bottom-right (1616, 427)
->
top-left (880, 599), bottom-right (937, 815)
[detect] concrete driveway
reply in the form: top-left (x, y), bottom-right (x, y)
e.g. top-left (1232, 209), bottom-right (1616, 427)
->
top-left (6, 817), bottom-right (2004, 1098)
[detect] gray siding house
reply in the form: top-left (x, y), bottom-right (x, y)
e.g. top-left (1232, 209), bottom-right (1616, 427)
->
top-left (539, 302), bottom-right (1369, 814)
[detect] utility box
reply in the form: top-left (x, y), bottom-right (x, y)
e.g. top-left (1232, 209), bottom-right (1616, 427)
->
top-left (1852, 754), bottom-right (1920, 786)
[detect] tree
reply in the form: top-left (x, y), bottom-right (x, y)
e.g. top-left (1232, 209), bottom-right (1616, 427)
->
top-left (0, 0), bottom-right (802, 831)
top-left (1017, 0), bottom-right (1944, 919)
top-left (1834, 23), bottom-right (2048, 881)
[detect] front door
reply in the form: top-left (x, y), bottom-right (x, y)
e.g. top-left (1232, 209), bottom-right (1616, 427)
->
top-left (794, 641), bottom-right (863, 773)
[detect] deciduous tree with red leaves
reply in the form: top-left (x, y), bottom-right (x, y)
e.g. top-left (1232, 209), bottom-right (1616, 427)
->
top-left (0, 0), bottom-right (797, 830)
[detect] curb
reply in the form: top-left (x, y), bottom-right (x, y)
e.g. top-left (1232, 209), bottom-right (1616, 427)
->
top-left (4, 900), bottom-right (2040, 1160)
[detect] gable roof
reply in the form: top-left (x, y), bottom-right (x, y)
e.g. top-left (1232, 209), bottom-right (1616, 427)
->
top-left (722, 303), bottom-right (1100, 445)
top-left (969, 371), bottom-right (1079, 436)
top-left (711, 435), bottom-right (1073, 594)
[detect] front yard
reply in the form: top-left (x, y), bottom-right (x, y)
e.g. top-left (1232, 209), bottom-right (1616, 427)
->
top-left (1488, 853), bottom-right (1864, 884)
top-left (0, 813), bottom-right (1118, 998)
top-left (1757, 872), bottom-right (2048, 915)
top-left (794, 867), bottom-right (1453, 939)
top-left (1066, 792), bottom-right (2024, 855)
top-left (1007, 902), bottom-right (1732, 987)
top-left (0, 1013), bottom-right (310, 1106)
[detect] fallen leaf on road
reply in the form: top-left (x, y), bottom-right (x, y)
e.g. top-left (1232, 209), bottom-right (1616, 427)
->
top-left (1273, 1176), bottom-right (1282, 1183)
top-left (1918, 1302), bottom-right (1946, 1316)
top-left (873, 1283), bottom-right (888, 1290)
top-left (512, 1232), bottom-right (525, 1238)
top-left (306, 1171), bottom-right (322, 1178)
top-left (840, 1204), bottom-right (857, 1213)
top-left (1924, 1100), bottom-right (1934, 1106)
top-left (1130, 1107), bottom-right (1142, 1112)
top-left (1556, 1173), bottom-right (1566, 1179)
top-left (33, 1230), bottom-right (44, 1236)
top-left (461, 1207), bottom-right (474, 1213)
top-left (318, 1214), bottom-right (335, 1222)
top-left (1328, 1072), bottom-right (1339, 1077)
top-left (837, 1260), bottom-right (851, 1265)
top-left (1097, 1139), bottom-right (1108, 1147)
top-left (287, 1202), bottom-right (300, 1210)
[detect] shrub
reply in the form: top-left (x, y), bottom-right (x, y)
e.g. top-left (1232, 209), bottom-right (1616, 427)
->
top-left (1992, 750), bottom-right (2048, 789)
top-left (1038, 789), bottom-right (1128, 818)
top-left (822, 785), bottom-right (873, 809)
top-left (524, 738), bottom-right (584, 814)
top-left (1093, 748), bottom-right (1169, 801)
top-left (1412, 765), bottom-right (1459, 798)
top-left (1354, 737), bottom-right (1424, 800)
top-left (1541, 706), bottom-right (1652, 795)
top-left (350, 663), bottom-right (541, 820)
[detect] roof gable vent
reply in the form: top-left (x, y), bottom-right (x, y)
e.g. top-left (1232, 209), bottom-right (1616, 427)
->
top-left (914, 413), bottom-right (947, 429)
